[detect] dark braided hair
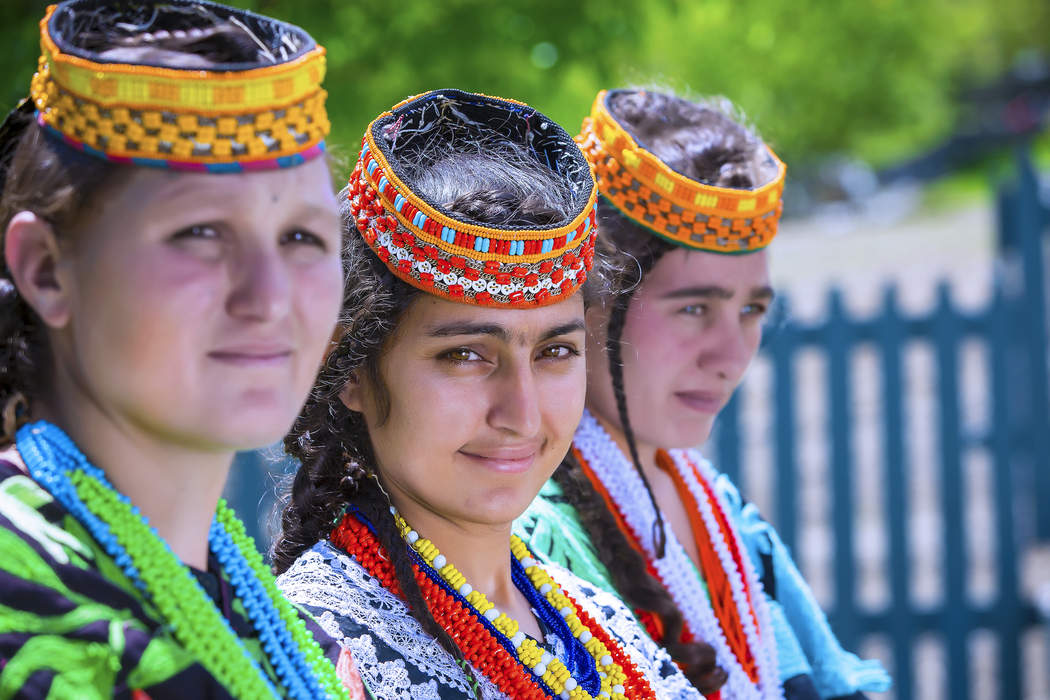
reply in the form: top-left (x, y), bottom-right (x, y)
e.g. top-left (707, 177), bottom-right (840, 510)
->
top-left (271, 101), bottom-right (612, 679)
top-left (551, 88), bottom-right (779, 692)
top-left (0, 2), bottom-right (290, 445)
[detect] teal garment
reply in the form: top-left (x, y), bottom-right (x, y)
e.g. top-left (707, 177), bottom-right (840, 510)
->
top-left (514, 468), bottom-right (892, 698)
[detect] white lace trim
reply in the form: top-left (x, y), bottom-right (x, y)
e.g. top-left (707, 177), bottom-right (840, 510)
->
top-left (279, 545), bottom-right (499, 700)
top-left (574, 410), bottom-right (782, 700)
top-left (277, 541), bottom-right (699, 700)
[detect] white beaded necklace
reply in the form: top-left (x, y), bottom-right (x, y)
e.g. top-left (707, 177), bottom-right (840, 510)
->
top-left (573, 410), bottom-right (782, 700)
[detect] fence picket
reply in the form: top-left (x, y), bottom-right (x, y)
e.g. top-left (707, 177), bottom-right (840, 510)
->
top-left (988, 279), bottom-right (1022, 700)
top-left (877, 285), bottom-right (914, 699)
top-left (716, 390), bottom-right (743, 491)
top-left (770, 299), bottom-right (799, 555)
top-left (1015, 150), bottom-right (1050, 541)
top-left (826, 288), bottom-right (859, 649)
top-left (933, 282), bottom-right (968, 700)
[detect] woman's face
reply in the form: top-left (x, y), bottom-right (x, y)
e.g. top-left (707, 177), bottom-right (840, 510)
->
top-left (47, 159), bottom-right (343, 451)
top-left (344, 294), bottom-right (587, 528)
top-left (586, 245), bottom-right (773, 449)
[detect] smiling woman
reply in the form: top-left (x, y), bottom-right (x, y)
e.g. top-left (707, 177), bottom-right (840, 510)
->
top-left (0, 1), bottom-right (359, 698)
top-left (272, 89), bottom-right (702, 700)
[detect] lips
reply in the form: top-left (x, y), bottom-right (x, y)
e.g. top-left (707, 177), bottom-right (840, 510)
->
top-left (674, 390), bottom-right (725, 414)
top-left (208, 345), bottom-right (293, 366)
top-left (458, 443), bottom-right (543, 474)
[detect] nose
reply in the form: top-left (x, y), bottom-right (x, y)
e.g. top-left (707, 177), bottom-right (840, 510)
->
top-left (697, 309), bottom-right (757, 383)
top-left (487, 361), bottom-right (543, 438)
top-left (225, 244), bottom-right (291, 322)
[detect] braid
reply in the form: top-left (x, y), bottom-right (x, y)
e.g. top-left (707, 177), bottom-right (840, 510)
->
top-left (557, 201), bottom-right (728, 694)
top-left (604, 244), bottom-right (670, 557)
top-left (552, 452), bottom-right (727, 694)
top-left (350, 479), bottom-right (474, 670)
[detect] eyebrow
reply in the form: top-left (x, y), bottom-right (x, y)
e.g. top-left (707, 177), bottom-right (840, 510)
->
top-left (426, 318), bottom-right (586, 344)
top-left (662, 285), bottom-right (776, 301)
top-left (538, 320), bottom-right (586, 341)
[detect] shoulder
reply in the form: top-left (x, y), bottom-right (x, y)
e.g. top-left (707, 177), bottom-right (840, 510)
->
top-left (514, 478), bottom-right (617, 594)
top-left (0, 463), bottom-right (199, 697)
top-left (278, 541), bottom-right (497, 700)
top-left (547, 563), bottom-right (701, 699)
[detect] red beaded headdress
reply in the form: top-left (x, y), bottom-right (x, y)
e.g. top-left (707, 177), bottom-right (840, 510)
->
top-left (347, 90), bottom-right (599, 309)
top-left (577, 89), bottom-right (785, 254)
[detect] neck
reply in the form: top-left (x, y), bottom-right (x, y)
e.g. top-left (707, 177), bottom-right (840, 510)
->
top-left (33, 377), bottom-right (233, 570)
top-left (389, 491), bottom-right (521, 618)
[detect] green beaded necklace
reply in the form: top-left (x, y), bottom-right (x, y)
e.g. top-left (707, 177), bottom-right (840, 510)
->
top-left (20, 421), bottom-right (348, 699)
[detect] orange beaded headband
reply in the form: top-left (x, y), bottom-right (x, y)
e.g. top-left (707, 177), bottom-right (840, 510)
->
top-left (577, 90), bottom-right (785, 254)
top-left (348, 90), bottom-right (599, 308)
top-left (27, 0), bottom-right (329, 172)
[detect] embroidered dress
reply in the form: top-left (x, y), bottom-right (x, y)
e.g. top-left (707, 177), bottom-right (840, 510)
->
top-left (514, 411), bottom-right (891, 700)
top-left (277, 535), bottom-right (699, 700)
top-left (0, 455), bottom-right (366, 699)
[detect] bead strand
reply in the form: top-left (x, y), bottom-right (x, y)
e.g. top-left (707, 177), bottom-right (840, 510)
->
top-left (332, 507), bottom-right (655, 700)
top-left (16, 421), bottom-right (348, 700)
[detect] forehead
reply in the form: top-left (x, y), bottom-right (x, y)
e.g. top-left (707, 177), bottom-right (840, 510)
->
top-left (641, 246), bottom-right (770, 295)
top-left (80, 158), bottom-right (336, 220)
top-left (398, 294), bottom-right (586, 341)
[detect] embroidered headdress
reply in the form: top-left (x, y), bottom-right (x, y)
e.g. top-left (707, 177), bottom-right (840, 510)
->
top-left (577, 89), bottom-right (785, 254)
top-left (347, 89), bottom-right (599, 308)
top-left (24, 0), bottom-right (329, 172)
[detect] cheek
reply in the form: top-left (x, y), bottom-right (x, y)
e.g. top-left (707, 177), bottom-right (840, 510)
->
top-left (368, 367), bottom-right (476, 470)
top-left (293, 257), bottom-right (343, 336)
top-left (622, 313), bottom-right (684, 384)
top-left (71, 250), bottom-right (216, 370)
top-left (542, 363), bottom-right (588, 442)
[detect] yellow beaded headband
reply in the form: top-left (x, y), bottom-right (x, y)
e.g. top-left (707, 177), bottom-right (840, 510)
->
top-left (27, 0), bottom-right (329, 172)
top-left (577, 89), bottom-right (786, 254)
top-left (348, 90), bottom-right (599, 308)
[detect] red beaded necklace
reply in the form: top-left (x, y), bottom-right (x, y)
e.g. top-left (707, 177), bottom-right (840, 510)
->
top-left (575, 446), bottom-right (763, 681)
top-left (329, 511), bottom-right (657, 700)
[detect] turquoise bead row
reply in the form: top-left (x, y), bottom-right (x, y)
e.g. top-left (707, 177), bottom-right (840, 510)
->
top-left (16, 421), bottom-right (347, 700)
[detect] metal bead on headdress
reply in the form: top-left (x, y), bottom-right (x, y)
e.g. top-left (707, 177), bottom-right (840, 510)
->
top-left (26, 0), bottom-right (330, 172)
top-left (577, 89), bottom-right (786, 254)
top-left (347, 89), bottom-right (599, 309)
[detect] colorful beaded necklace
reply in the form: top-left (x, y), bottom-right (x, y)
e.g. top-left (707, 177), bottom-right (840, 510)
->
top-left (16, 421), bottom-right (348, 700)
top-left (329, 506), bottom-right (657, 700)
top-left (573, 411), bottom-right (782, 700)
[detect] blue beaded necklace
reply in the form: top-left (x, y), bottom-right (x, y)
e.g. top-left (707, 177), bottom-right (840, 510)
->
top-left (348, 505), bottom-right (601, 696)
top-left (16, 420), bottom-right (346, 700)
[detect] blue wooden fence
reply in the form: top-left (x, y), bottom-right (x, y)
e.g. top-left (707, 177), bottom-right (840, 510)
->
top-left (713, 149), bottom-right (1050, 700)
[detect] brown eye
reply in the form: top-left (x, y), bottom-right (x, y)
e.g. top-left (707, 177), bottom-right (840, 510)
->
top-left (538, 344), bottom-right (578, 360)
top-left (441, 348), bottom-right (482, 363)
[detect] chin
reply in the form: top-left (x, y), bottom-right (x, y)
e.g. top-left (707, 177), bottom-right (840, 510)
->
top-left (184, 412), bottom-right (293, 453)
top-left (463, 490), bottom-right (537, 526)
top-left (643, 421), bottom-right (714, 451)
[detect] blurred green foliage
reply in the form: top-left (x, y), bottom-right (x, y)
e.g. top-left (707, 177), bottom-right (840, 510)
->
top-left (3, 0), bottom-right (1047, 167)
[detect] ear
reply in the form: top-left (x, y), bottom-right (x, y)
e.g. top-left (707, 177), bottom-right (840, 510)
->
top-left (338, 370), bottom-right (366, 413)
top-left (4, 211), bottom-right (72, 329)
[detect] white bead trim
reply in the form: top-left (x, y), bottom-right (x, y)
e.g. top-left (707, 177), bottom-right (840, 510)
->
top-left (573, 410), bottom-right (782, 700)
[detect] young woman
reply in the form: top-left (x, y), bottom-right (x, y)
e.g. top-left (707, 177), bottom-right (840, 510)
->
top-left (272, 89), bottom-right (719, 699)
top-left (515, 89), bottom-right (892, 700)
top-left (0, 1), bottom-right (362, 697)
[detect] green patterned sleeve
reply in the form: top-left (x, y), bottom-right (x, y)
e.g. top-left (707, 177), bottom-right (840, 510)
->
top-left (513, 478), bottom-right (620, 596)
